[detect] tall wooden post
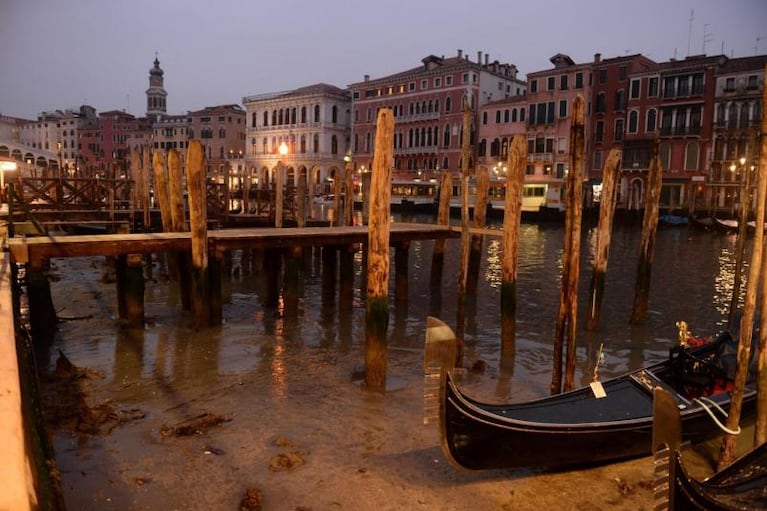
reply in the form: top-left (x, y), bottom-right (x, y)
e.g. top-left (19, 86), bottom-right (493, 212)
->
top-left (275, 162), bottom-right (284, 228)
top-left (130, 148), bottom-right (141, 228)
top-left (143, 147), bottom-right (151, 230)
top-left (365, 108), bottom-right (394, 389)
top-left (430, 171), bottom-right (452, 287)
top-left (729, 70), bottom-right (767, 455)
top-left (153, 150), bottom-right (172, 233)
top-left (26, 259), bottom-right (57, 343)
top-left (630, 138), bottom-right (663, 324)
top-left (586, 148), bottom-right (622, 331)
top-left (729, 130), bottom-right (758, 323)
top-left (344, 162), bottom-right (354, 226)
top-left (456, 91), bottom-right (472, 365)
top-left (123, 253), bottom-right (145, 328)
top-left (468, 164), bottom-right (489, 293)
top-left (394, 241), bottom-right (409, 303)
top-left (552, 94), bottom-right (585, 394)
top-left (501, 135), bottom-right (526, 349)
top-left (187, 140), bottom-right (211, 327)
top-left (332, 167), bottom-right (342, 227)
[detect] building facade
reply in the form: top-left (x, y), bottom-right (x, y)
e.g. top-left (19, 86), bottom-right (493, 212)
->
top-left (348, 49), bottom-right (526, 180)
top-left (243, 83), bottom-right (351, 197)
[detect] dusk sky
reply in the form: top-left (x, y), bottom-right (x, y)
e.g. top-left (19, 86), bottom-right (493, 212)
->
top-left (1, 0), bottom-right (765, 120)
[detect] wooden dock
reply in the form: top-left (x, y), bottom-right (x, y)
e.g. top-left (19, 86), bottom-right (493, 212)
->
top-left (7, 223), bottom-right (460, 265)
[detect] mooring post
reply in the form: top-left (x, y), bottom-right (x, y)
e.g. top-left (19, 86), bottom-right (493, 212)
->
top-left (430, 171), bottom-right (452, 288)
top-left (321, 245), bottom-right (337, 304)
top-left (344, 162), bottom-right (354, 227)
top-left (209, 249), bottom-right (223, 326)
top-left (552, 94), bottom-right (585, 394)
top-left (630, 138), bottom-right (663, 324)
top-left (586, 148), bottom-right (622, 331)
top-left (124, 253), bottom-right (145, 328)
top-left (142, 147), bottom-right (151, 230)
top-left (468, 164), bottom-right (489, 294)
top-left (333, 166), bottom-right (342, 227)
top-left (167, 148), bottom-right (190, 309)
top-left (26, 258), bottom-right (57, 343)
top-left (275, 161), bottom-right (284, 228)
top-left (339, 243), bottom-right (355, 311)
top-left (187, 140), bottom-right (211, 327)
top-left (456, 91), bottom-right (473, 366)
top-left (296, 171), bottom-right (306, 228)
top-left (365, 108), bottom-right (394, 389)
top-left (501, 134), bottom-right (527, 350)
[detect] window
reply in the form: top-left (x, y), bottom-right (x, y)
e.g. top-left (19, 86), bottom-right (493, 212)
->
top-left (596, 92), bottom-right (606, 113)
top-left (519, 108), bottom-right (525, 122)
top-left (313, 134), bottom-right (319, 153)
top-left (560, 75), bottom-right (568, 90)
top-left (685, 142), bottom-right (699, 171)
top-left (300, 135), bottom-right (306, 153)
top-left (547, 76), bottom-right (555, 90)
top-left (530, 79), bottom-right (538, 93)
top-left (445, 76), bottom-right (453, 86)
top-left (593, 151), bottom-right (603, 171)
top-left (575, 72), bottom-right (583, 89)
top-left (462, 73), bottom-right (469, 84)
top-left (332, 105), bottom-right (338, 123)
top-left (314, 105), bottom-right (320, 122)
top-left (558, 100), bottom-right (567, 118)
top-left (421, 79), bottom-right (428, 89)
top-left (331, 135), bottom-right (338, 154)
top-left (599, 69), bottom-right (607, 84)
top-left (630, 79), bottom-right (641, 99)
top-left (409, 82), bottom-right (416, 91)
top-left (445, 97), bottom-right (452, 112)
top-left (692, 73), bottom-right (704, 95)
top-left (443, 124), bottom-right (451, 147)
top-left (556, 163), bottom-right (566, 178)
top-left (251, 112), bottom-right (257, 127)
top-left (511, 109), bottom-right (517, 122)
top-left (595, 121), bottom-right (604, 142)
top-left (646, 108), bottom-right (657, 132)
top-left (503, 109), bottom-right (510, 123)
top-left (659, 143), bottom-right (671, 171)
top-left (482, 111), bottom-right (488, 125)
top-left (615, 90), bottom-right (626, 110)
top-left (301, 106), bottom-right (306, 123)
top-left (747, 75), bottom-right (758, 89)
top-left (435, 77), bottom-right (441, 87)
top-left (648, 77), bottom-right (659, 97)
top-left (628, 111), bottom-right (638, 133)
top-left (618, 66), bottom-right (627, 81)
top-left (495, 110), bottom-right (501, 123)
top-left (663, 77), bottom-right (676, 97)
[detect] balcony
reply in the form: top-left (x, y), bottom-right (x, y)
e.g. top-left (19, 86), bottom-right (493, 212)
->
top-left (659, 125), bottom-right (702, 137)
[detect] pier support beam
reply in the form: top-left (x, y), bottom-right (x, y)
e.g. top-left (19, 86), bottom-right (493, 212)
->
top-left (26, 260), bottom-right (57, 343)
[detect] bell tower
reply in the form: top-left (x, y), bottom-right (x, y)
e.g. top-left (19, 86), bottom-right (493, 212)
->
top-left (146, 52), bottom-right (167, 120)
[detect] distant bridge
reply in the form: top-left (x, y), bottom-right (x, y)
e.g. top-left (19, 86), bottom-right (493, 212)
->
top-left (0, 140), bottom-right (60, 176)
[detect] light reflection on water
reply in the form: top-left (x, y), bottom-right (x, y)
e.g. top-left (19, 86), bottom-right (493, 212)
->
top-left (48, 215), bottom-right (747, 404)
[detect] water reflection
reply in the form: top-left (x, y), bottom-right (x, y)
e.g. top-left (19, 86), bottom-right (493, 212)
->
top-left (49, 216), bottom-right (749, 405)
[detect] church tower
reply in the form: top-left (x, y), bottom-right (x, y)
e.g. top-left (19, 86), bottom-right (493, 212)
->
top-left (146, 53), bottom-right (167, 120)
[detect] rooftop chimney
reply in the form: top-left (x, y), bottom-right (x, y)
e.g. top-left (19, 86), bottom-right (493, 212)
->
top-left (364, 74), bottom-right (369, 82)
top-left (485, 53), bottom-right (489, 66)
top-left (594, 53), bottom-right (601, 64)
top-left (478, 51), bottom-right (482, 64)
top-left (457, 49), bottom-right (463, 59)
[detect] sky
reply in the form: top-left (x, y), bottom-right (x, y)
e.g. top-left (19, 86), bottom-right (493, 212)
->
top-left (1, 0), bottom-right (766, 120)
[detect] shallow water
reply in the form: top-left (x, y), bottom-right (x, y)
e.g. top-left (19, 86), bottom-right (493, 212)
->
top-left (41, 216), bottom-right (746, 510)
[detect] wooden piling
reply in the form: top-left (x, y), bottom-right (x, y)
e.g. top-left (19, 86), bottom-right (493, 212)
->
top-left (296, 171), bottom-right (306, 228)
top-left (630, 139), bottom-right (663, 324)
top-left (152, 150), bottom-right (172, 233)
top-left (26, 260), bottom-right (57, 343)
top-left (456, 92), bottom-right (472, 365)
top-left (729, 129), bottom-right (758, 323)
top-left (468, 164), bottom-right (489, 293)
top-left (720, 101), bottom-right (767, 465)
top-left (344, 162), bottom-right (354, 226)
top-left (124, 253), bottom-right (145, 328)
top-left (167, 148), bottom-right (190, 309)
top-left (586, 148), bottom-right (622, 331)
top-left (333, 166), bottom-right (342, 227)
top-left (552, 94), bottom-right (585, 394)
top-left (142, 147), bottom-right (151, 230)
top-left (365, 108), bottom-right (394, 389)
top-left (186, 140), bottom-right (211, 327)
top-left (130, 148), bottom-right (141, 226)
top-left (430, 171), bottom-right (453, 287)
top-left (501, 134), bottom-right (527, 349)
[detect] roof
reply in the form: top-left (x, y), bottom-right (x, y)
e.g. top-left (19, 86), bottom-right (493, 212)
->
top-left (243, 83), bottom-right (348, 104)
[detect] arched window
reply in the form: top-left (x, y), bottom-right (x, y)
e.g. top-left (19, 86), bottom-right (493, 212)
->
top-left (300, 135), bottom-right (306, 153)
top-left (313, 134), bottom-right (319, 153)
top-left (482, 111), bottom-right (488, 125)
top-left (443, 157), bottom-right (449, 170)
top-left (728, 104), bottom-right (738, 128)
top-left (278, 109), bottom-right (284, 125)
top-left (331, 135), bottom-right (338, 154)
top-left (511, 109), bottom-right (517, 122)
top-left (314, 105), bottom-right (320, 122)
top-left (443, 124), bottom-right (451, 147)
top-left (434, 99), bottom-right (439, 113)
top-left (445, 97), bottom-right (452, 112)
top-left (301, 106), bottom-right (307, 123)
top-left (684, 141), bottom-right (699, 171)
top-left (332, 105), bottom-right (338, 123)
top-left (739, 103), bottom-right (750, 128)
top-left (716, 103), bottom-right (726, 124)
top-left (520, 108), bottom-right (526, 122)
top-left (251, 112), bottom-right (257, 127)
top-left (272, 110), bottom-right (277, 125)
top-left (291, 108), bottom-right (296, 124)
top-left (490, 138), bottom-right (500, 157)
top-left (495, 110), bottom-right (501, 123)
top-left (408, 128), bottom-right (414, 147)
top-left (504, 109), bottom-right (510, 123)
top-left (628, 110), bottom-right (639, 133)
top-left (479, 138), bottom-right (487, 157)
top-left (219, 128), bottom-right (225, 138)
top-left (263, 111), bottom-right (269, 126)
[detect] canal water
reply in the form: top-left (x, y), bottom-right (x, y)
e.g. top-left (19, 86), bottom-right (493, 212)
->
top-left (42, 214), bottom-right (746, 510)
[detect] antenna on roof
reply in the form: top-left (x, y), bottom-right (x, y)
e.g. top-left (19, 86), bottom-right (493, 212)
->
top-left (687, 9), bottom-right (694, 56)
top-left (702, 24), bottom-right (712, 54)
top-left (755, 37), bottom-right (766, 55)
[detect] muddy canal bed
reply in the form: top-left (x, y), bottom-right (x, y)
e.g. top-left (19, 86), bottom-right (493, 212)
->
top-left (39, 252), bottom-right (709, 510)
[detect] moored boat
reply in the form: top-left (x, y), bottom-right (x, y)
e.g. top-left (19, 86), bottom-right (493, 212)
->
top-left (652, 387), bottom-right (767, 510)
top-left (426, 317), bottom-right (757, 471)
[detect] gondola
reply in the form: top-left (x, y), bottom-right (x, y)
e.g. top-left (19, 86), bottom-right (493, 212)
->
top-left (426, 317), bottom-right (758, 471)
top-left (652, 387), bottom-right (767, 510)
